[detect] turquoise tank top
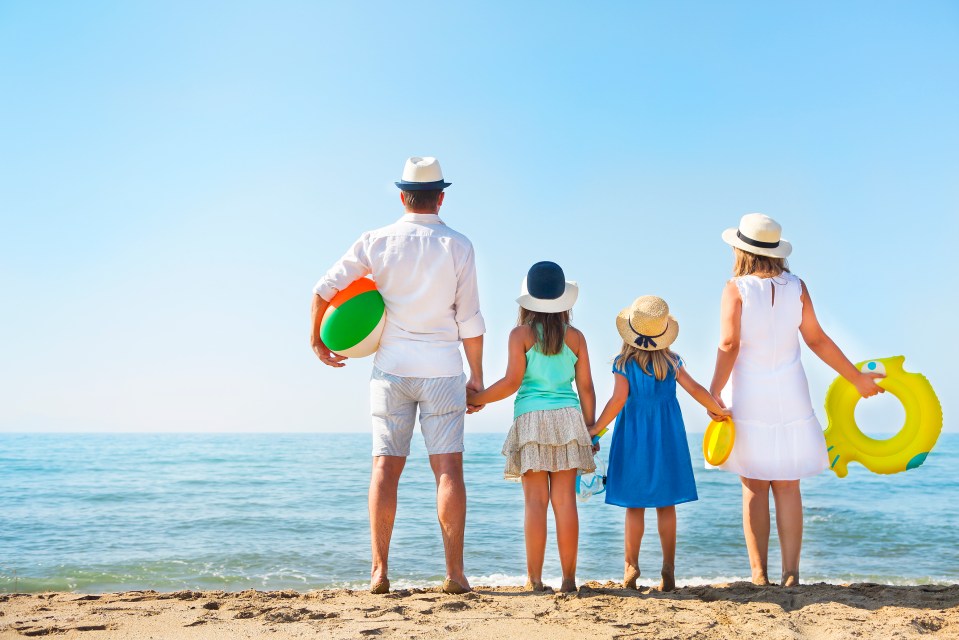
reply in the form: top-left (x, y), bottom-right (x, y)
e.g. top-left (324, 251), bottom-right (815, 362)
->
top-left (513, 327), bottom-right (581, 419)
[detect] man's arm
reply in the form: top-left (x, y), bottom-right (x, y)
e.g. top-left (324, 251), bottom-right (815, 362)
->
top-left (311, 294), bottom-right (348, 368)
top-left (454, 240), bottom-right (486, 412)
top-left (311, 234), bottom-right (371, 368)
top-left (463, 335), bottom-right (484, 413)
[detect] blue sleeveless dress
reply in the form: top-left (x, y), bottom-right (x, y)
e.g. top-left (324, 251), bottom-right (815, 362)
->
top-left (605, 358), bottom-right (698, 508)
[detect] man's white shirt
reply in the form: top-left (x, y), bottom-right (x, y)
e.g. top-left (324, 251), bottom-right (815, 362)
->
top-left (314, 213), bottom-right (485, 378)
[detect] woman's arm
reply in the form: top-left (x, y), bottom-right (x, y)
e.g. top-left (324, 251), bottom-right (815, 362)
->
top-left (709, 280), bottom-right (742, 405)
top-left (588, 373), bottom-right (629, 437)
top-left (569, 328), bottom-right (596, 426)
top-left (677, 366), bottom-right (731, 417)
top-left (467, 326), bottom-right (531, 406)
top-left (798, 281), bottom-right (884, 398)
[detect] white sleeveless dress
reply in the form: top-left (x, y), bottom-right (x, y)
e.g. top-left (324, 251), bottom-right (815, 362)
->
top-left (715, 273), bottom-right (829, 480)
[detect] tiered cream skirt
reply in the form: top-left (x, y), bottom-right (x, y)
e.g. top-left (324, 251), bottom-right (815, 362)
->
top-left (501, 406), bottom-right (596, 480)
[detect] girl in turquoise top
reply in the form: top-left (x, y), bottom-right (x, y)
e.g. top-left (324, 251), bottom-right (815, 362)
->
top-left (468, 261), bottom-right (596, 594)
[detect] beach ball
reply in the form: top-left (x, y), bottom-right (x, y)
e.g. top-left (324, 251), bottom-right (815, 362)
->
top-left (320, 278), bottom-right (386, 358)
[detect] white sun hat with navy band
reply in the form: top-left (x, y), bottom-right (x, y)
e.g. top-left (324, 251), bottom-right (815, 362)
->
top-left (395, 156), bottom-right (452, 190)
top-left (516, 261), bottom-right (579, 313)
top-left (722, 213), bottom-right (792, 258)
top-left (616, 295), bottom-right (679, 352)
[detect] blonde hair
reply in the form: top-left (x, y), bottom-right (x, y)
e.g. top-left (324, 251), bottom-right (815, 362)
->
top-left (732, 247), bottom-right (790, 278)
top-left (518, 307), bottom-right (570, 356)
top-left (615, 342), bottom-right (680, 381)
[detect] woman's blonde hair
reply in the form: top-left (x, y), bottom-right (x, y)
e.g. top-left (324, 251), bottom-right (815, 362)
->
top-left (732, 247), bottom-right (790, 277)
top-left (518, 307), bottom-right (570, 356)
top-left (615, 342), bottom-right (680, 381)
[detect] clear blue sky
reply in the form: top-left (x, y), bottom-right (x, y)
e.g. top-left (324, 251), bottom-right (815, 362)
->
top-left (1, 1), bottom-right (956, 433)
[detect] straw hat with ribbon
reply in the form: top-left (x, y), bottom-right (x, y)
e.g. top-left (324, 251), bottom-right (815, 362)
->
top-left (722, 213), bottom-right (792, 258)
top-left (616, 296), bottom-right (679, 351)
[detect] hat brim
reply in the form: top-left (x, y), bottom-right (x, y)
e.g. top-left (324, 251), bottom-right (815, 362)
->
top-left (722, 228), bottom-right (792, 258)
top-left (517, 282), bottom-right (579, 313)
top-left (615, 312), bottom-right (679, 351)
top-left (395, 180), bottom-right (452, 191)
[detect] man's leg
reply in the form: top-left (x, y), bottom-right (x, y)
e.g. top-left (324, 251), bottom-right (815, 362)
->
top-left (419, 374), bottom-right (469, 592)
top-left (429, 452), bottom-right (470, 590)
top-left (369, 455), bottom-right (406, 590)
top-left (369, 368), bottom-right (416, 593)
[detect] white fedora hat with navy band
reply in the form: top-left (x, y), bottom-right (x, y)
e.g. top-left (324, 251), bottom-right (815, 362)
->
top-left (516, 261), bottom-right (579, 313)
top-left (722, 213), bottom-right (792, 258)
top-left (395, 156), bottom-right (452, 191)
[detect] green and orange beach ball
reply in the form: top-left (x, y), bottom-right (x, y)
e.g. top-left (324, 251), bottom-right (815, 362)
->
top-left (320, 278), bottom-right (386, 358)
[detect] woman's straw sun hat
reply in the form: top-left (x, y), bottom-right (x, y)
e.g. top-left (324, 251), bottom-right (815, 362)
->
top-left (722, 213), bottom-right (792, 258)
top-left (616, 296), bottom-right (679, 351)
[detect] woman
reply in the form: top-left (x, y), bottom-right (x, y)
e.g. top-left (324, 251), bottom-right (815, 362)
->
top-left (708, 213), bottom-right (883, 586)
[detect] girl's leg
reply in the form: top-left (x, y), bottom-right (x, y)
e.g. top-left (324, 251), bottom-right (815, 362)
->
top-left (548, 469), bottom-right (579, 592)
top-left (624, 507), bottom-right (645, 589)
top-left (656, 506), bottom-right (677, 591)
top-left (741, 477), bottom-right (772, 586)
top-left (770, 479), bottom-right (803, 586)
top-left (521, 471), bottom-right (550, 590)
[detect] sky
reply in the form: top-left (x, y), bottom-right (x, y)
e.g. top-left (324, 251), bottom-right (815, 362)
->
top-left (1, 1), bottom-right (957, 434)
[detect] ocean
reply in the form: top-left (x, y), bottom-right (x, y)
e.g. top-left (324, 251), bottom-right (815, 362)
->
top-left (1, 433), bottom-right (956, 593)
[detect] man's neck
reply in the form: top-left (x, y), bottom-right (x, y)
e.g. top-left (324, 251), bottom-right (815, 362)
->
top-left (404, 209), bottom-right (440, 215)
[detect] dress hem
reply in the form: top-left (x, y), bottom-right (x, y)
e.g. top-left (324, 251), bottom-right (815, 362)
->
top-left (604, 494), bottom-right (699, 509)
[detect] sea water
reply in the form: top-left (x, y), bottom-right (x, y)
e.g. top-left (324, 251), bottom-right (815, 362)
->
top-left (1, 433), bottom-right (956, 593)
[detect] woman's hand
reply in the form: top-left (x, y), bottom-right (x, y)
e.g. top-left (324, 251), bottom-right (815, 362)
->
top-left (706, 391), bottom-right (727, 421)
top-left (854, 372), bottom-right (885, 398)
top-left (708, 406), bottom-right (732, 422)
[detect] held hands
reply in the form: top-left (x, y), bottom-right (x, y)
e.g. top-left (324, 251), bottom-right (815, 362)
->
top-left (586, 424), bottom-right (601, 452)
top-left (854, 372), bottom-right (885, 398)
top-left (466, 378), bottom-right (485, 414)
top-left (312, 337), bottom-right (347, 368)
top-left (706, 391), bottom-right (730, 422)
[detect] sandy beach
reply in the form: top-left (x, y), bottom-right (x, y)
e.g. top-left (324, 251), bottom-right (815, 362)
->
top-left (2, 581), bottom-right (957, 639)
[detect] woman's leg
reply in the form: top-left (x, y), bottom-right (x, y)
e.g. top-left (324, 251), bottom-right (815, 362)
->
top-left (549, 469), bottom-right (580, 592)
top-left (521, 471), bottom-right (550, 590)
top-left (656, 506), bottom-right (677, 591)
top-left (771, 479), bottom-right (803, 586)
top-left (624, 507), bottom-right (645, 588)
top-left (741, 477), bottom-right (772, 585)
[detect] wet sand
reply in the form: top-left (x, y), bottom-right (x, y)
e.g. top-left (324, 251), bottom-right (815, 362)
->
top-left (2, 581), bottom-right (958, 639)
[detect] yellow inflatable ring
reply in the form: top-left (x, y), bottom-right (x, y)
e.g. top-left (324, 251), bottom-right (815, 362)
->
top-left (823, 356), bottom-right (942, 478)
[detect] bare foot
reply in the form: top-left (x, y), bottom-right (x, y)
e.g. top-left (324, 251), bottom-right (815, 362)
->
top-left (559, 579), bottom-right (577, 593)
top-left (751, 570), bottom-right (771, 586)
top-left (623, 564), bottom-right (641, 590)
top-left (524, 579), bottom-right (552, 593)
top-left (660, 566), bottom-right (675, 592)
top-left (781, 572), bottom-right (800, 587)
top-left (442, 578), bottom-right (472, 594)
top-left (370, 579), bottom-right (390, 594)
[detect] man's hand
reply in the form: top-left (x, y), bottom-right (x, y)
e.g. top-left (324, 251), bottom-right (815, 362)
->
top-left (312, 338), bottom-right (348, 368)
top-left (466, 378), bottom-right (485, 414)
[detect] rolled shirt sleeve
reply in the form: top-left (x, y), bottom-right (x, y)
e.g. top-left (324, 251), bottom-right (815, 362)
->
top-left (453, 241), bottom-right (485, 339)
top-left (313, 233), bottom-right (371, 301)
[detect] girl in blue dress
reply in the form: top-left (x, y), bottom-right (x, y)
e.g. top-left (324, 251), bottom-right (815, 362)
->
top-left (589, 296), bottom-right (728, 591)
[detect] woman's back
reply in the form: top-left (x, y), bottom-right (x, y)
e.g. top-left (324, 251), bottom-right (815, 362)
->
top-left (736, 272), bottom-right (803, 372)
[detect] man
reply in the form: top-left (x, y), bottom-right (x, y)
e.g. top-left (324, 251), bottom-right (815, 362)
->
top-left (310, 156), bottom-right (484, 595)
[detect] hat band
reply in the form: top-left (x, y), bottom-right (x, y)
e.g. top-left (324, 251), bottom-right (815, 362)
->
top-left (628, 318), bottom-right (669, 349)
top-left (737, 230), bottom-right (780, 249)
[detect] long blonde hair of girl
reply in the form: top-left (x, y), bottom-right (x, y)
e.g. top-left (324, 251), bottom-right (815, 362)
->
top-left (517, 308), bottom-right (570, 356)
top-left (732, 247), bottom-right (790, 277)
top-left (615, 342), bottom-right (680, 382)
